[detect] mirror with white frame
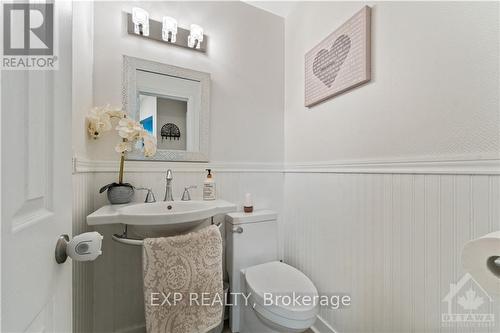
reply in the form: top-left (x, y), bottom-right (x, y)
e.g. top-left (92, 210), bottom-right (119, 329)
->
top-left (123, 56), bottom-right (210, 161)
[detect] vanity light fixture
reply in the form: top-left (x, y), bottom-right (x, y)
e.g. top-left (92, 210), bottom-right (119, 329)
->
top-left (188, 24), bottom-right (204, 49)
top-left (132, 7), bottom-right (150, 36)
top-left (127, 12), bottom-right (207, 52)
top-left (162, 16), bottom-right (178, 43)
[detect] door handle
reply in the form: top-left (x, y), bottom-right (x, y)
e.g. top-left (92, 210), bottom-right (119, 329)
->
top-left (55, 232), bottom-right (103, 264)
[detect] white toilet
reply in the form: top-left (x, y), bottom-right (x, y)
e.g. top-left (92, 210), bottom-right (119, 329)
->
top-left (226, 210), bottom-right (319, 332)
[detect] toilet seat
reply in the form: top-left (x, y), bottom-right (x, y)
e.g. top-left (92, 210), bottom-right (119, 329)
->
top-left (244, 261), bottom-right (319, 329)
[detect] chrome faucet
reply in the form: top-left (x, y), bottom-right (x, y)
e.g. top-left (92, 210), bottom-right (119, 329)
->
top-left (135, 187), bottom-right (156, 203)
top-left (181, 186), bottom-right (197, 201)
top-left (164, 169), bottom-right (174, 201)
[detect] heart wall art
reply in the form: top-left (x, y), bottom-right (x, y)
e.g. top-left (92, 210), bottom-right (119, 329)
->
top-left (305, 6), bottom-right (371, 107)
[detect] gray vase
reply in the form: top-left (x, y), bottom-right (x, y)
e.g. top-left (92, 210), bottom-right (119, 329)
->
top-left (101, 183), bottom-right (134, 204)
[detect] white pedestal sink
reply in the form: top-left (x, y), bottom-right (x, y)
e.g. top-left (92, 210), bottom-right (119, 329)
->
top-left (87, 199), bottom-right (236, 242)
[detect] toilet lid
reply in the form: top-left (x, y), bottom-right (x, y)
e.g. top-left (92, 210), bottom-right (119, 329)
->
top-left (245, 261), bottom-right (319, 321)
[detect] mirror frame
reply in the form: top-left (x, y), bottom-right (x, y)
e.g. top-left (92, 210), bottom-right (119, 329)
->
top-left (123, 55), bottom-right (210, 162)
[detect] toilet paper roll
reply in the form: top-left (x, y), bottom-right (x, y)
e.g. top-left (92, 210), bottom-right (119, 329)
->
top-left (461, 231), bottom-right (500, 296)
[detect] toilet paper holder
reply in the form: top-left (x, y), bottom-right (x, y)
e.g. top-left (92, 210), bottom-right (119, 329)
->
top-left (55, 231), bottom-right (103, 264)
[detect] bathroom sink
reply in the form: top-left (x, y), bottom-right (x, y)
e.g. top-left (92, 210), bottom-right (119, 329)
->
top-left (119, 201), bottom-right (215, 218)
top-left (87, 199), bottom-right (236, 226)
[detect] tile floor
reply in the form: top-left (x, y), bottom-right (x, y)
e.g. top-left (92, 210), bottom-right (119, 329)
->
top-left (222, 321), bottom-right (313, 333)
top-left (223, 329), bottom-right (314, 332)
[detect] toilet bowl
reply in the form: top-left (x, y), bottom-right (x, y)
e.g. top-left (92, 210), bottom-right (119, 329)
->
top-left (226, 211), bottom-right (319, 333)
top-left (243, 261), bottom-right (319, 332)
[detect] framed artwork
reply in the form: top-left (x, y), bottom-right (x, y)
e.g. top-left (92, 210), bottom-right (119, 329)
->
top-left (305, 6), bottom-right (371, 107)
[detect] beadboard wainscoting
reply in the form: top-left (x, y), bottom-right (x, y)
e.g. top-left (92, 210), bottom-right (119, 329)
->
top-left (73, 158), bottom-right (500, 333)
top-left (72, 173), bottom-right (95, 333)
top-left (284, 172), bottom-right (500, 333)
top-left (72, 159), bottom-right (284, 333)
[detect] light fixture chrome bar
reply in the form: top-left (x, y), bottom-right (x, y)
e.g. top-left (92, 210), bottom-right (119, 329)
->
top-left (126, 13), bottom-right (207, 53)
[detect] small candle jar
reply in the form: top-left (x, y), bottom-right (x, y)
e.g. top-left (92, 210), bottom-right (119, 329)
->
top-left (243, 193), bottom-right (253, 213)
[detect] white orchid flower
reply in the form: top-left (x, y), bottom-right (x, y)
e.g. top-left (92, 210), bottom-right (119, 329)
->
top-left (87, 114), bottom-right (111, 139)
top-left (115, 141), bottom-right (132, 153)
top-left (87, 120), bottom-right (101, 139)
top-left (116, 118), bottom-right (143, 140)
top-left (87, 105), bottom-right (157, 158)
top-left (105, 106), bottom-right (127, 119)
top-left (143, 135), bottom-right (157, 157)
top-left (87, 105), bottom-right (123, 138)
top-left (87, 105), bottom-right (158, 185)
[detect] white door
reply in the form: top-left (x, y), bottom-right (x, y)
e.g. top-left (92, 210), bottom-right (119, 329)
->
top-left (1, 2), bottom-right (73, 332)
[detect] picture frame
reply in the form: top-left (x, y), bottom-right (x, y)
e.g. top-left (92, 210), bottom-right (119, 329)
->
top-left (305, 6), bottom-right (371, 107)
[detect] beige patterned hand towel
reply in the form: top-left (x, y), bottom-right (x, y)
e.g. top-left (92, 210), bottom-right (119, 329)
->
top-left (142, 225), bottom-right (223, 333)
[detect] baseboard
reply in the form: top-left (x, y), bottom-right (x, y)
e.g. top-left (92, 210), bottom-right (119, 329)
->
top-left (311, 314), bottom-right (337, 333)
top-left (115, 324), bottom-right (146, 333)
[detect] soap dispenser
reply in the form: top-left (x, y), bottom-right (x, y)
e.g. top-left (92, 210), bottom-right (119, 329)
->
top-left (203, 169), bottom-right (216, 200)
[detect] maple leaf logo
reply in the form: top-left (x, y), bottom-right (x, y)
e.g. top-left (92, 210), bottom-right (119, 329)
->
top-left (457, 288), bottom-right (484, 311)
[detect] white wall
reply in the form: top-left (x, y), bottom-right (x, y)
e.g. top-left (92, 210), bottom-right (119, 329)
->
top-left (90, 0), bottom-right (284, 163)
top-left (283, 2), bottom-right (500, 333)
top-left (285, 1), bottom-right (499, 164)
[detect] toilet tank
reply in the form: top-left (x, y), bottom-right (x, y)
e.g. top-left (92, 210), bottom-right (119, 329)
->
top-left (226, 210), bottom-right (278, 284)
top-left (225, 210), bottom-right (278, 332)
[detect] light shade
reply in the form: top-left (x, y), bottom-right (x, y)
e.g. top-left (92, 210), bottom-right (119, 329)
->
top-left (132, 7), bottom-right (149, 36)
top-left (162, 16), bottom-right (178, 43)
top-left (188, 24), bottom-right (204, 49)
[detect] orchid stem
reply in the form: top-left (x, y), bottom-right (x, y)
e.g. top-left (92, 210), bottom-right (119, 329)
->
top-left (118, 153), bottom-right (125, 184)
